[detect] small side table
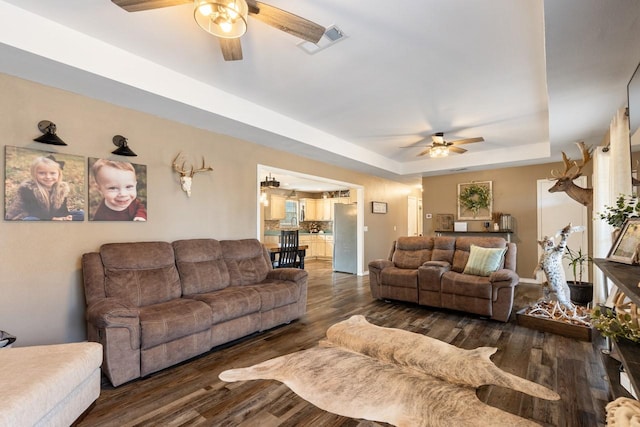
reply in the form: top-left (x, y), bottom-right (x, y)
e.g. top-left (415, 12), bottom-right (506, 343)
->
top-left (0, 331), bottom-right (16, 348)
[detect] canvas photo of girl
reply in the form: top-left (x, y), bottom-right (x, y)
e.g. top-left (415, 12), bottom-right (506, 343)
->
top-left (5, 146), bottom-right (85, 221)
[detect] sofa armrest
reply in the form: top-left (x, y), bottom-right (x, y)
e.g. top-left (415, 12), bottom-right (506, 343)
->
top-left (418, 262), bottom-right (451, 292)
top-left (86, 298), bottom-right (140, 350)
top-left (368, 259), bottom-right (394, 271)
top-left (266, 268), bottom-right (308, 283)
top-left (489, 269), bottom-right (519, 288)
top-left (368, 259), bottom-right (393, 299)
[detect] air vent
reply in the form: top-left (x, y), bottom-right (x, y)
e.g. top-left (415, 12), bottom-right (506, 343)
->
top-left (298, 25), bottom-right (347, 55)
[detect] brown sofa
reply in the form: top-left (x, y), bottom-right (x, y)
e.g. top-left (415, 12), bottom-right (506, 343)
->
top-left (368, 235), bottom-right (518, 322)
top-left (82, 238), bottom-right (308, 387)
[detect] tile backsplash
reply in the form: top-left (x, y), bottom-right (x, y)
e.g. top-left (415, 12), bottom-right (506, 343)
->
top-left (264, 220), bottom-right (333, 233)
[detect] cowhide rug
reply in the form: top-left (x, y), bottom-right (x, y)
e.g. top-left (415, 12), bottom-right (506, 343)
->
top-left (219, 315), bottom-right (559, 427)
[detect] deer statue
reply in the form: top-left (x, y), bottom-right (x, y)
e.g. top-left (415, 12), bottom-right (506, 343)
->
top-left (548, 141), bottom-right (594, 207)
top-left (172, 152), bottom-right (213, 197)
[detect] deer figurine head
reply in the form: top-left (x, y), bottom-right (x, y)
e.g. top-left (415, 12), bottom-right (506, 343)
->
top-left (548, 141), bottom-right (593, 207)
top-left (172, 152), bottom-right (213, 197)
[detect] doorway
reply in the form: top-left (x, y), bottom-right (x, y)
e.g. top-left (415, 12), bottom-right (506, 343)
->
top-left (536, 177), bottom-right (589, 283)
top-left (407, 196), bottom-right (423, 236)
top-left (257, 165), bottom-right (365, 276)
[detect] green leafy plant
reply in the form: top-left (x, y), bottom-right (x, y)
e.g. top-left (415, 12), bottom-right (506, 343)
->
top-left (458, 183), bottom-right (491, 217)
top-left (563, 246), bottom-right (592, 284)
top-left (591, 306), bottom-right (640, 343)
top-left (598, 194), bottom-right (640, 228)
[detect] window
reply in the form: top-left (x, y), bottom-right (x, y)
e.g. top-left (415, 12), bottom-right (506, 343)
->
top-left (280, 200), bottom-right (299, 227)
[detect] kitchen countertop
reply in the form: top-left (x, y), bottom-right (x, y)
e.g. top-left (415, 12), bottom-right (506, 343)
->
top-left (264, 230), bottom-right (332, 235)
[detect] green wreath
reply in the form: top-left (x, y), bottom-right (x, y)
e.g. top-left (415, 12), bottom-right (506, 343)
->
top-left (459, 183), bottom-right (491, 217)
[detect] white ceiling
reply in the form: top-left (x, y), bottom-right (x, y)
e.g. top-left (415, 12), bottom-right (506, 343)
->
top-left (0, 0), bottom-right (639, 188)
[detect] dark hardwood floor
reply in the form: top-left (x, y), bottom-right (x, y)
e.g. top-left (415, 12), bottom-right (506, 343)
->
top-left (77, 260), bottom-right (610, 427)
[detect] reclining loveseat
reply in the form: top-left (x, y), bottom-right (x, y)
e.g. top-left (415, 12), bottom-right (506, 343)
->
top-left (368, 235), bottom-right (518, 322)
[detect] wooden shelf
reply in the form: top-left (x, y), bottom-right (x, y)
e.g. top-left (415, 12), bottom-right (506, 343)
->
top-left (601, 348), bottom-right (634, 399)
top-left (434, 231), bottom-right (513, 242)
top-left (594, 258), bottom-right (640, 399)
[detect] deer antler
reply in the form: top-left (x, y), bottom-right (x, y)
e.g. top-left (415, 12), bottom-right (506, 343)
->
top-left (190, 157), bottom-right (214, 176)
top-left (569, 141), bottom-right (593, 180)
top-left (550, 141), bottom-right (593, 180)
top-left (550, 151), bottom-right (575, 179)
top-left (172, 152), bottom-right (190, 176)
top-left (172, 153), bottom-right (213, 177)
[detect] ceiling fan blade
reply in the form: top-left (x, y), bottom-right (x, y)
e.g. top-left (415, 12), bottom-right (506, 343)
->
top-left (219, 38), bottom-right (243, 61)
top-left (417, 148), bottom-right (433, 157)
top-left (247, 1), bottom-right (325, 43)
top-left (449, 146), bottom-right (468, 154)
top-left (450, 137), bottom-right (484, 146)
top-left (111, 0), bottom-right (189, 12)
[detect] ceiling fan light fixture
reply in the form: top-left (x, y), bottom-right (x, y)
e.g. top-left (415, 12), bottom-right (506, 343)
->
top-left (429, 146), bottom-right (449, 158)
top-left (194, 0), bottom-right (248, 39)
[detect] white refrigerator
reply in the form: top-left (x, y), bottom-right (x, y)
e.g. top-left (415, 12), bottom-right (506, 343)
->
top-left (333, 203), bottom-right (357, 274)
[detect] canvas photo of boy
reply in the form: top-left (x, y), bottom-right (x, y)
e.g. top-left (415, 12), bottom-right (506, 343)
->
top-left (5, 146), bottom-right (85, 221)
top-left (88, 158), bottom-right (147, 221)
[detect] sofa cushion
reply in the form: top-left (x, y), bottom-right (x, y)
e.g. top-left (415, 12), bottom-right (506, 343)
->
top-left (441, 272), bottom-right (493, 299)
top-left (381, 267), bottom-right (419, 288)
top-left (463, 245), bottom-right (507, 277)
top-left (101, 242), bottom-right (181, 307)
top-left (250, 281), bottom-right (301, 311)
top-left (221, 239), bottom-right (271, 286)
top-left (392, 236), bottom-right (434, 269)
top-left (139, 299), bottom-right (212, 349)
top-left (185, 287), bottom-right (262, 324)
top-left (452, 237), bottom-right (507, 273)
top-left (431, 236), bottom-right (456, 264)
top-left (173, 239), bottom-right (230, 295)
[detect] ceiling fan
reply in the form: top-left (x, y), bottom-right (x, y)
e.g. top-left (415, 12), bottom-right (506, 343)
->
top-left (112, 1), bottom-right (325, 61)
top-left (403, 132), bottom-right (484, 158)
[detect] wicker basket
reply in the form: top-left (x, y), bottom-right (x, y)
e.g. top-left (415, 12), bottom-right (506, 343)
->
top-left (614, 291), bottom-right (640, 328)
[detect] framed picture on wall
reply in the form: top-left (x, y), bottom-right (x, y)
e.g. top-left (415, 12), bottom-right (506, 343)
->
top-left (607, 217), bottom-right (640, 264)
top-left (4, 146), bottom-right (85, 221)
top-left (88, 158), bottom-right (147, 221)
top-left (435, 214), bottom-right (455, 231)
top-left (457, 181), bottom-right (492, 220)
top-left (371, 201), bottom-right (387, 214)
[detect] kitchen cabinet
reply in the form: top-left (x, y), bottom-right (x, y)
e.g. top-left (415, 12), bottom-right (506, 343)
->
top-left (318, 199), bottom-right (331, 221)
top-left (265, 194), bottom-right (286, 220)
top-left (301, 198), bottom-right (336, 221)
top-left (299, 234), bottom-right (332, 259)
top-left (324, 235), bottom-right (334, 258)
top-left (263, 235), bottom-right (279, 245)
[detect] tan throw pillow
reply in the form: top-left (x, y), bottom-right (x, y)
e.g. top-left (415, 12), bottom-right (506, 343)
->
top-left (463, 244), bottom-right (507, 276)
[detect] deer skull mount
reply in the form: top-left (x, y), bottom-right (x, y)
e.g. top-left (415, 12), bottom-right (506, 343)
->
top-left (172, 153), bottom-right (213, 197)
top-left (548, 141), bottom-right (593, 207)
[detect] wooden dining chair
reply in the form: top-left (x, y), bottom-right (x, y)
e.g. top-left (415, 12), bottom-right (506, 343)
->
top-left (276, 230), bottom-right (300, 268)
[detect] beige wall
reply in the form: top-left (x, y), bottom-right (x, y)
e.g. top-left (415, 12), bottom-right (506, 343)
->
top-left (422, 161), bottom-right (594, 279)
top-left (0, 73), bottom-right (420, 346)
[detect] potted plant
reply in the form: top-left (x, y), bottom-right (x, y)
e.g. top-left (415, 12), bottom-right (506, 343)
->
top-left (598, 194), bottom-right (640, 230)
top-left (564, 246), bottom-right (593, 305)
